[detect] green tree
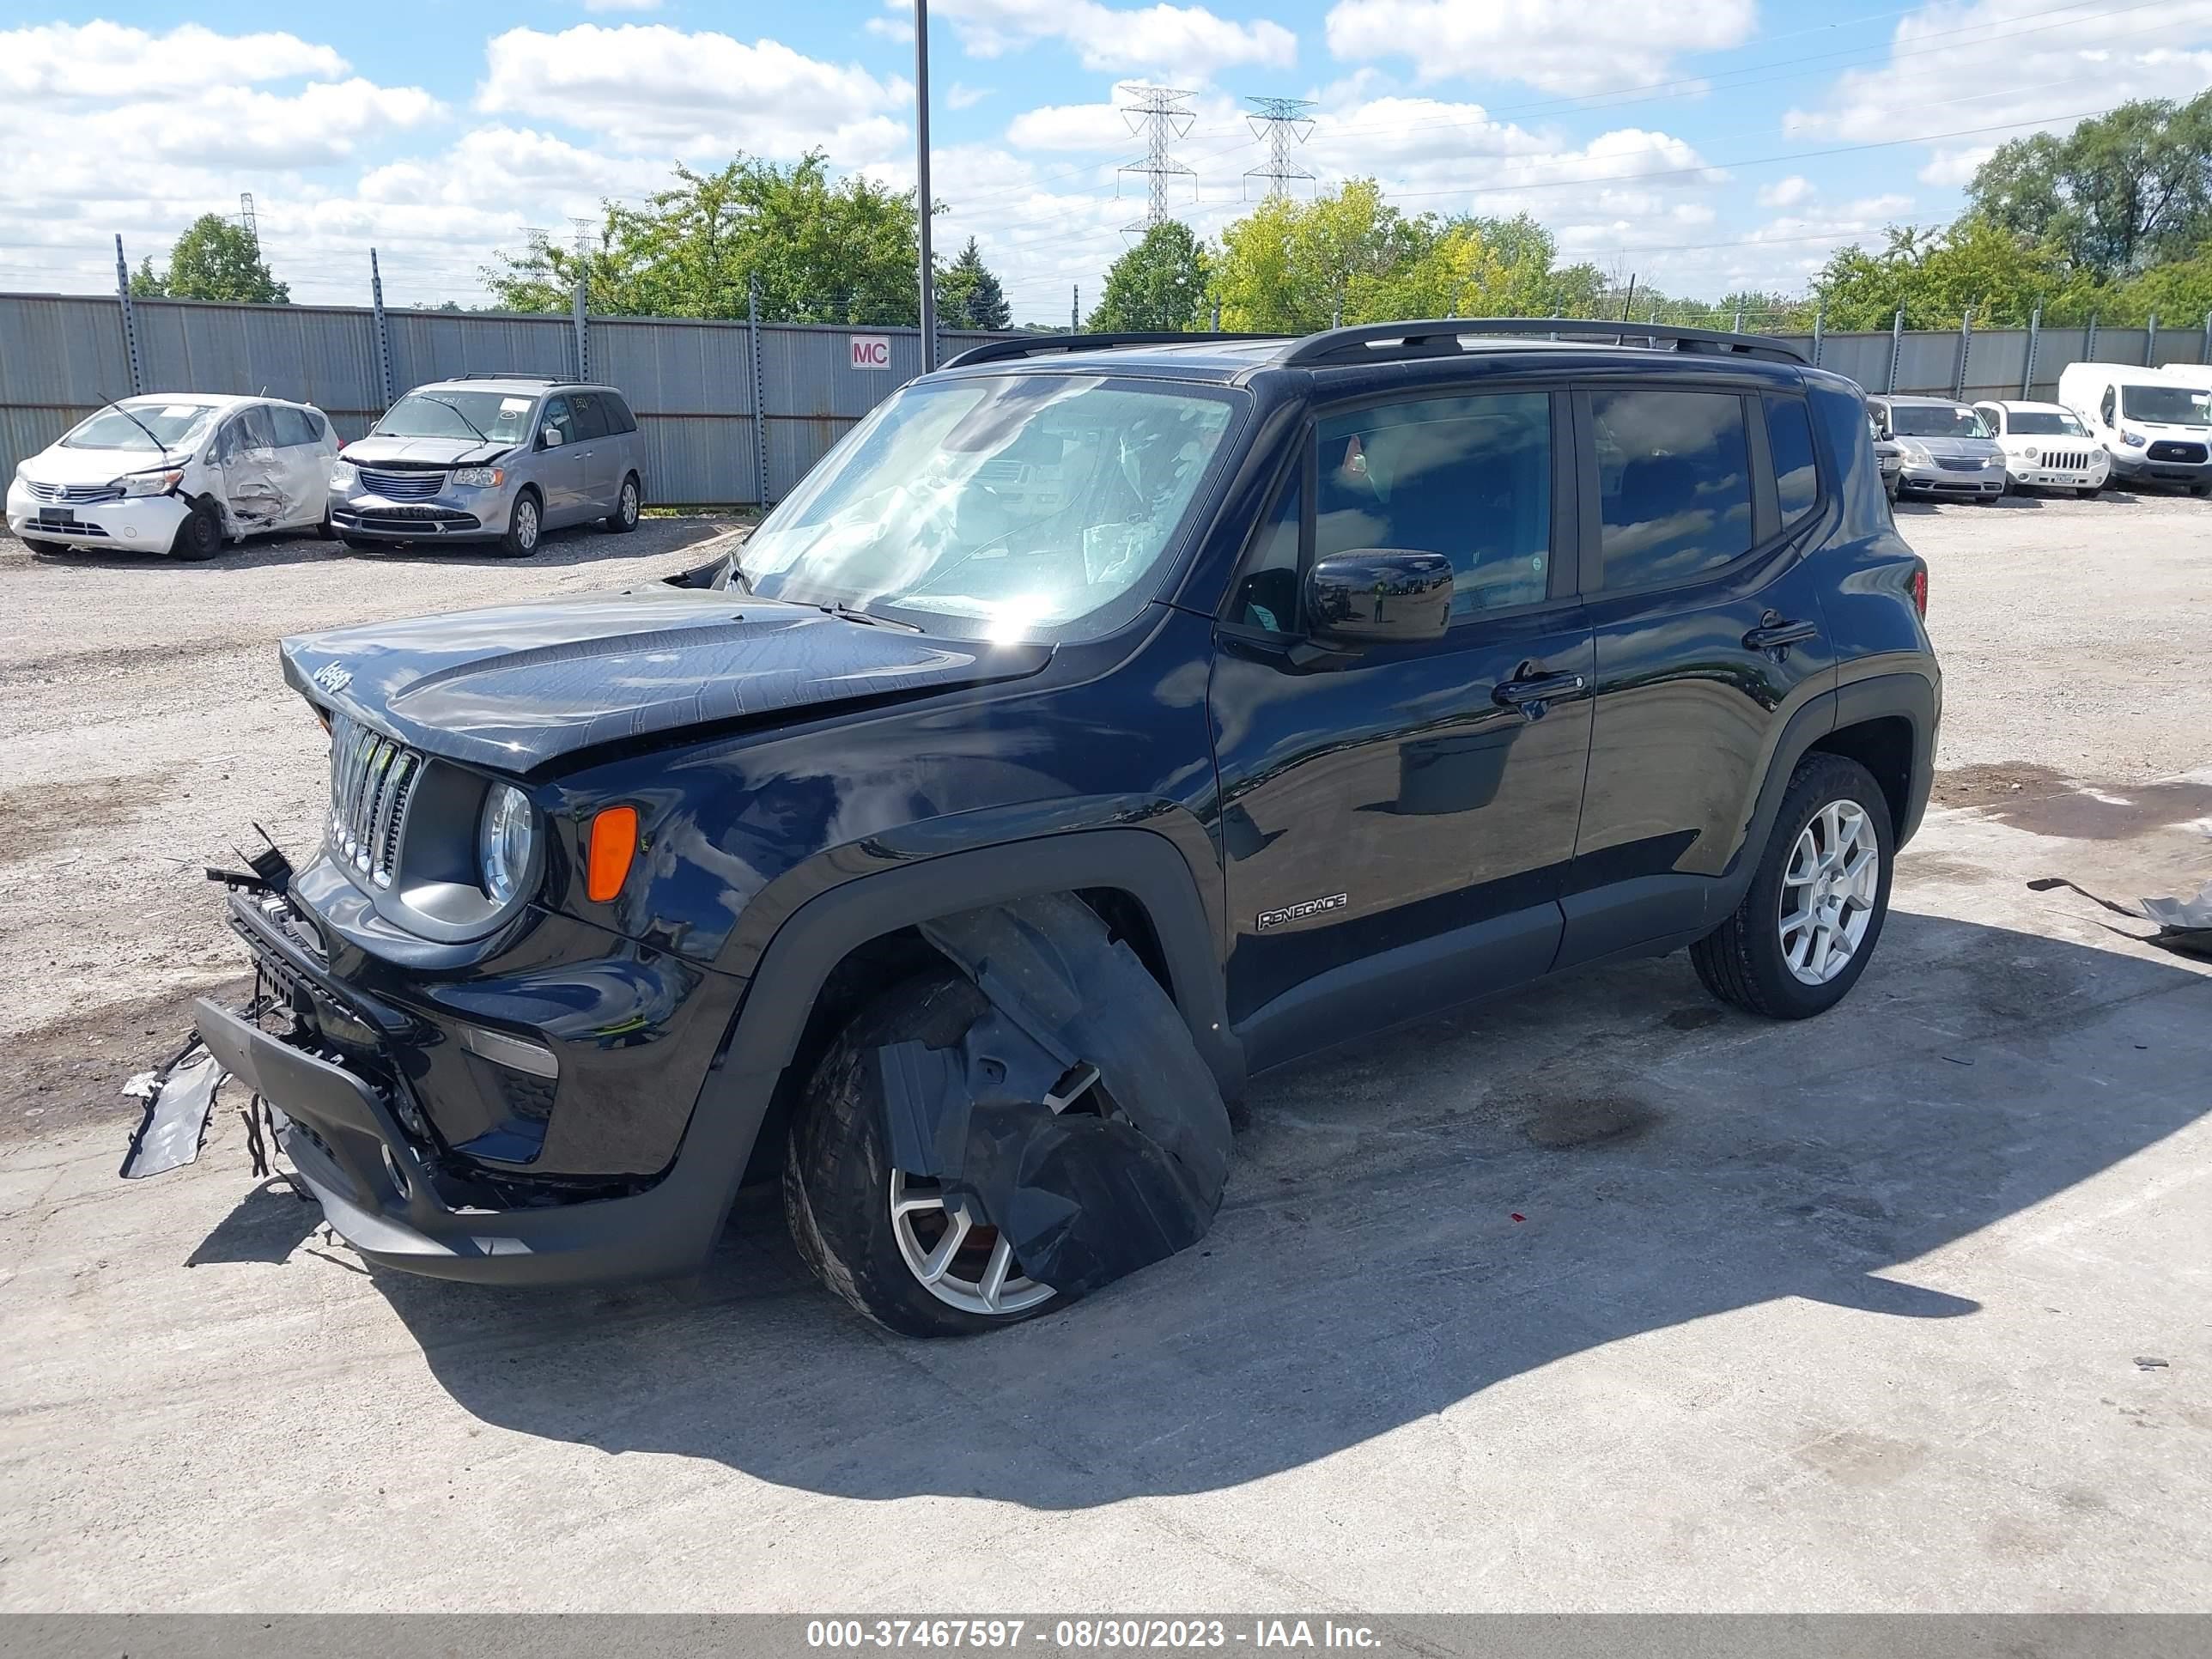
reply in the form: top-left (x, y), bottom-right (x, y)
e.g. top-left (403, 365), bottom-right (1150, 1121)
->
top-left (937, 237), bottom-right (1012, 330)
top-left (1814, 215), bottom-right (2084, 329)
top-left (485, 153), bottom-right (925, 324)
top-left (1214, 180), bottom-right (1436, 331)
top-left (129, 214), bottom-right (289, 304)
top-left (1087, 222), bottom-right (1213, 331)
top-left (1970, 94), bottom-right (2212, 276)
top-left (1369, 213), bottom-right (1615, 320)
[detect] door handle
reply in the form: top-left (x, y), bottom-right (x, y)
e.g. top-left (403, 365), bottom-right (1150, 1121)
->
top-left (1743, 614), bottom-right (1818, 654)
top-left (1492, 669), bottom-right (1588, 717)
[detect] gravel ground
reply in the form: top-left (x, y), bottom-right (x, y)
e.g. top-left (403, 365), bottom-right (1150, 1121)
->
top-left (0, 488), bottom-right (2206, 1140)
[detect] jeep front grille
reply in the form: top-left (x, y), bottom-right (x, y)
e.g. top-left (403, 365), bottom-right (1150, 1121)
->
top-left (328, 714), bottom-right (422, 889)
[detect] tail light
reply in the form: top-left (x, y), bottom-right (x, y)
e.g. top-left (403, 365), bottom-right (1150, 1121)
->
top-left (1910, 564), bottom-right (1928, 618)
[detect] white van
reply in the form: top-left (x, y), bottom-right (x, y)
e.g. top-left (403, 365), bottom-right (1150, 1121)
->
top-left (2056, 362), bottom-right (2212, 495)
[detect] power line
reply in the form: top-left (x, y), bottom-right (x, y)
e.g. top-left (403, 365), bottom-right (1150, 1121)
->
top-left (1245, 97), bottom-right (1318, 200)
top-left (1117, 85), bottom-right (1198, 232)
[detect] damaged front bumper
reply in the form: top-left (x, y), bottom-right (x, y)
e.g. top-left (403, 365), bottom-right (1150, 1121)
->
top-left (189, 874), bottom-right (769, 1285)
top-left (331, 486), bottom-right (507, 541)
top-left (7, 480), bottom-right (188, 550)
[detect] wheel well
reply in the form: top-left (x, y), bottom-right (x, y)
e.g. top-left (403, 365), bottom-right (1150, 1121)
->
top-left (1810, 715), bottom-right (1913, 836)
top-left (738, 886), bottom-right (1176, 1184)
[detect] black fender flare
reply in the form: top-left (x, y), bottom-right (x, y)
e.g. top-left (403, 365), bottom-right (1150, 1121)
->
top-left (704, 826), bottom-right (1240, 1113)
top-left (1725, 669), bottom-right (1938, 902)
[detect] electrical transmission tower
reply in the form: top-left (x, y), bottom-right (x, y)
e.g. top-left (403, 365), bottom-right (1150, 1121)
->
top-left (238, 192), bottom-right (259, 249)
top-left (1117, 85), bottom-right (1198, 232)
top-left (1243, 97), bottom-right (1316, 198)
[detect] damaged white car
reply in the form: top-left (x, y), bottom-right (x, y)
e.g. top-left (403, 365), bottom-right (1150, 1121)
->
top-left (8, 394), bottom-right (340, 559)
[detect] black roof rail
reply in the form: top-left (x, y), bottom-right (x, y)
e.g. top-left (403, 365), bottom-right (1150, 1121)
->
top-left (941, 331), bottom-right (1286, 369)
top-left (451, 371), bottom-right (577, 383)
top-left (1277, 318), bottom-right (1808, 368)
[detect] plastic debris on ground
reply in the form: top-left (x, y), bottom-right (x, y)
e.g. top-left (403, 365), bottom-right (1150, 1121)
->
top-left (874, 893), bottom-right (1234, 1300)
top-left (2027, 876), bottom-right (2212, 961)
top-left (118, 1040), bottom-right (228, 1179)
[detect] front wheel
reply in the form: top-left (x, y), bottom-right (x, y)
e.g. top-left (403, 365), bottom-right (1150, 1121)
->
top-left (1692, 753), bottom-right (1894, 1019)
top-left (604, 474), bottom-right (641, 532)
top-left (785, 972), bottom-right (1062, 1337)
top-left (170, 501), bottom-right (224, 561)
top-left (498, 490), bottom-right (542, 558)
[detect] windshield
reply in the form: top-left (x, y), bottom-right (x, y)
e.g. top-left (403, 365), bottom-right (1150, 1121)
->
top-left (62, 400), bottom-right (216, 452)
top-left (374, 389), bottom-right (538, 444)
top-left (737, 374), bottom-right (1239, 641)
top-left (2005, 410), bottom-right (2086, 436)
top-left (2121, 384), bottom-right (2211, 426)
top-left (1889, 404), bottom-right (1990, 440)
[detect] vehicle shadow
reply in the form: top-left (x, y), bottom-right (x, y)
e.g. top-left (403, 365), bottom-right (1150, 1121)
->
top-left (15, 516), bottom-right (741, 574)
top-left (267, 909), bottom-right (2209, 1508)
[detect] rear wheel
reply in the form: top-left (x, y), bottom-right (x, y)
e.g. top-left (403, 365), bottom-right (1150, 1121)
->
top-left (498, 490), bottom-right (542, 558)
top-left (169, 501), bottom-right (223, 561)
top-left (785, 971), bottom-right (1062, 1337)
top-left (1692, 753), bottom-right (1894, 1020)
top-left (604, 473), bottom-right (641, 532)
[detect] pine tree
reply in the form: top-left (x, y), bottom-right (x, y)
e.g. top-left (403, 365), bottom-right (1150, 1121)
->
top-left (938, 237), bottom-right (1012, 330)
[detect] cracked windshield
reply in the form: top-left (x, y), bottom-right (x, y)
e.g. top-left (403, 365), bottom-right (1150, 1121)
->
top-left (737, 374), bottom-right (1237, 639)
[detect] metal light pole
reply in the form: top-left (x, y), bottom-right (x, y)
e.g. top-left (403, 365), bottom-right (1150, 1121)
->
top-left (915, 0), bottom-right (938, 373)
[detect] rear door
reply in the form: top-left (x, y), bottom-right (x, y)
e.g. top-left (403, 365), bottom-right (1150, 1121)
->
top-left (1557, 379), bottom-right (1837, 968)
top-left (566, 391), bottom-right (617, 515)
top-left (1209, 383), bottom-right (1595, 1070)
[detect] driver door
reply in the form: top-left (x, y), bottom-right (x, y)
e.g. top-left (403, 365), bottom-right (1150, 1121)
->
top-left (1208, 386), bottom-right (1594, 1072)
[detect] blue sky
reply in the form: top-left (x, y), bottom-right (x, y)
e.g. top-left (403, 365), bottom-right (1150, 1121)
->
top-left (2, 1), bottom-right (2206, 323)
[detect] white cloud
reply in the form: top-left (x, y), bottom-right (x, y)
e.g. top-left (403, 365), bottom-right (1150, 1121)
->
top-left (0, 21), bottom-right (346, 99)
top-left (1322, 0), bottom-right (1754, 95)
top-left (478, 26), bottom-right (910, 162)
top-left (866, 15), bottom-right (916, 43)
top-left (1759, 175), bottom-right (1814, 209)
top-left (946, 82), bottom-right (994, 110)
top-left (1784, 0), bottom-right (2212, 183)
top-left (916, 0), bottom-right (1296, 78)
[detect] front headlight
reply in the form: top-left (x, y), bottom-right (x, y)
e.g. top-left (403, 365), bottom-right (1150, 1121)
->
top-left (477, 783), bottom-right (536, 905)
top-left (330, 461), bottom-right (357, 489)
top-left (451, 466), bottom-right (505, 489)
top-left (114, 467), bottom-right (185, 497)
top-left (2023, 446), bottom-right (2040, 463)
top-left (2120, 430), bottom-right (2148, 448)
top-left (1900, 441), bottom-right (1932, 463)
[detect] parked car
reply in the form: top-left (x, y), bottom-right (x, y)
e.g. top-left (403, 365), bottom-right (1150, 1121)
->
top-left (184, 320), bottom-right (1937, 1336)
top-left (8, 393), bottom-right (339, 558)
top-left (1971, 400), bottom-right (2109, 497)
top-left (329, 374), bottom-right (645, 556)
top-left (2057, 362), bottom-right (2212, 495)
top-left (1866, 395), bottom-right (2006, 501)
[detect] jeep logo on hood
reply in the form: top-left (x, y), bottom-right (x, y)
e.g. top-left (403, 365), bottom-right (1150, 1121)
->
top-left (312, 661), bottom-right (352, 695)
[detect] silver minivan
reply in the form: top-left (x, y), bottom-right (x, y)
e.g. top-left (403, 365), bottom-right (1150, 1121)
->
top-left (330, 375), bottom-right (645, 556)
top-left (1868, 394), bottom-right (2008, 502)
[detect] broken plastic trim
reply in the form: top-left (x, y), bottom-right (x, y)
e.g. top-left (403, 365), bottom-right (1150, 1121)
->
top-left (2027, 876), bottom-right (2212, 961)
top-left (119, 1039), bottom-right (227, 1180)
top-left (874, 894), bottom-right (1235, 1300)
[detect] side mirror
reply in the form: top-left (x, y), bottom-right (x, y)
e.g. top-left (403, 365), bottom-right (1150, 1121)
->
top-left (541, 428), bottom-right (564, 449)
top-left (1305, 550), bottom-right (1453, 647)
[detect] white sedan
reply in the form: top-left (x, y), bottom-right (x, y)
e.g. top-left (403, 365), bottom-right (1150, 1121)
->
top-left (1972, 399), bottom-right (2110, 497)
top-left (8, 393), bottom-right (341, 559)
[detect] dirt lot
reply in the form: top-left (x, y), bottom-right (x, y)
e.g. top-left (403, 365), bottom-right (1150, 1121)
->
top-left (1, 489), bottom-right (2208, 1613)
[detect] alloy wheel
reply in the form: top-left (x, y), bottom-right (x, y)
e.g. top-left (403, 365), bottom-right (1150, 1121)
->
top-left (514, 500), bottom-right (538, 550)
top-left (1778, 799), bottom-right (1880, 986)
top-left (889, 1171), bottom-right (1055, 1317)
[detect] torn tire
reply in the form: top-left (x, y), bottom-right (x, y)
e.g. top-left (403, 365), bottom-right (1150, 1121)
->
top-left (785, 971), bottom-right (1061, 1337)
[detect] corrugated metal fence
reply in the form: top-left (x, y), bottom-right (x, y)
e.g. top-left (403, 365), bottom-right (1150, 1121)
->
top-left (5, 290), bottom-right (2210, 505)
top-left (0, 291), bottom-right (1017, 507)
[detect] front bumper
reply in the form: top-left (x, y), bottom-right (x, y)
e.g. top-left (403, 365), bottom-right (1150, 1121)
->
top-left (2108, 450), bottom-right (2212, 486)
top-left (7, 480), bottom-right (188, 550)
top-left (331, 486), bottom-right (507, 541)
top-left (1898, 463), bottom-right (2006, 497)
top-left (197, 872), bottom-right (769, 1285)
top-left (2006, 460), bottom-right (2109, 489)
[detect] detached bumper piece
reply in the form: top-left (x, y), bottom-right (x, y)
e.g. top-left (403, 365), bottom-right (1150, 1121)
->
top-left (876, 895), bottom-right (1234, 1300)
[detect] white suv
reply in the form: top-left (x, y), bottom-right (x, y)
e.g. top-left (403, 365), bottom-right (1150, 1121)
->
top-left (8, 393), bottom-right (340, 559)
top-left (1972, 400), bottom-right (2110, 497)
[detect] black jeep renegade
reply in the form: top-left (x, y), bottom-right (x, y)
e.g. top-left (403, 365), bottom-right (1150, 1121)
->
top-left (191, 320), bottom-right (1938, 1336)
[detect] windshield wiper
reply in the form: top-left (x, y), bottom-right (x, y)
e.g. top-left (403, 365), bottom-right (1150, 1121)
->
top-left (415, 393), bottom-right (492, 446)
top-left (820, 600), bottom-right (920, 632)
top-left (104, 401), bottom-right (171, 453)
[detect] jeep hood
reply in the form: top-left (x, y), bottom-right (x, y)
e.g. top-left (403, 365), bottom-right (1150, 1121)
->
top-left (281, 587), bottom-right (1052, 773)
